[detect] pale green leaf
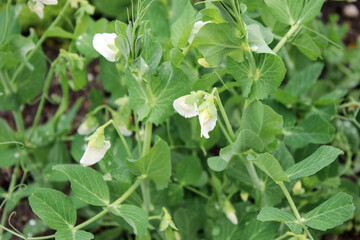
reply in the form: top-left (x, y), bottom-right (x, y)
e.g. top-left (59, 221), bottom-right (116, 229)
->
top-left (292, 33), bottom-right (321, 61)
top-left (299, 0), bottom-right (325, 24)
top-left (257, 207), bottom-right (302, 234)
top-left (234, 220), bottom-right (279, 240)
top-left (53, 165), bottom-right (110, 206)
top-left (170, 0), bottom-right (197, 48)
top-left (29, 188), bottom-right (76, 230)
top-left (240, 101), bottom-right (283, 146)
top-left (127, 139), bottom-right (171, 190)
top-left (55, 229), bottom-right (94, 240)
top-left (252, 153), bottom-right (290, 182)
top-left (284, 62), bottom-right (324, 97)
top-left (227, 53), bottom-right (286, 99)
top-left (193, 23), bottom-right (243, 66)
top-left (125, 62), bottom-right (190, 125)
top-left (108, 204), bottom-right (148, 237)
top-left (264, 0), bottom-right (303, 25)
top-left (175, 156), bottom-right (203, 185)
top-left (247, 24), bottom-right (273, 54)
top-left (303, 192), bottom-right (355, 231)
top-left (284, 114), bottom-right (335, 148)
top-left (285, 146), bottom-right (343, 180)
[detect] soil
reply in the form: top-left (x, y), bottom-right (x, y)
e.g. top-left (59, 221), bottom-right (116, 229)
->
top-left (0, 1), bottom-right (359, 240)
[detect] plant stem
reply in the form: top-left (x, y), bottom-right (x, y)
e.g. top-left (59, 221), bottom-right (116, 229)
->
top-left (183, 185), bottom-right (210, 200)
top-left (141, 121), bottom-right (153, 212)
top-left (217, 119), bottom-right (233, 144)
top-left (13, 110), bottom-right (25, 134)
top-left (29, 60), bottom-right (57, 140)
top-left (142, 121), bottom-right (152, 156)
top-left (111, 122), bottom-right (133, 159)
top-left (74, 176), bottom-right (145, 231)
top-left (214, 89), bottom-right (236, 141)
top-left (0, 0), bottom-right (12, 45)
top-left (246, 160), bottom-right (263, 190)
top-left (111, 176), bottom-right (145, 206)
top-left (10, 0), bottom-right (71, 84)
top-left (0, 162), bottom-right (20, 239)
top-left (278, 182), bottom-right (314, 240)
top-left (273, 23), bottom-right (300, 53)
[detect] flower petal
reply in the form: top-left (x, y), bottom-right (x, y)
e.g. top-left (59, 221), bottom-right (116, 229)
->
top-left (92, 33), bottom-right (118, 62)
top-left (38, 0), bottom-right (58, 5)
top-left (118, 125), bottom-right (132, 136)
top-left (188, 21), bottom-right (210, 44)
top-left (29, 2), bottom-right (44, 19)
top-left (173, 96), bottom-right (198, 118)
top-left (199, 109), bottom-right (217, 139)
top-left (80, 141), bottom-right (111, 167)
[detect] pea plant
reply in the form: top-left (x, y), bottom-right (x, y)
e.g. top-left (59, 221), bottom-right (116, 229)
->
top-left (0, 0), bottom-right (359, 239)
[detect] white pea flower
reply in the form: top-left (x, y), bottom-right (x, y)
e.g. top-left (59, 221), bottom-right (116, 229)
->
top-left (77, 117), bottom-right (99, 135)
top-left (80, 127), bottom-right (111, 167)
top-left (28, 0), bottom-right (58, 19)
top-left (173, 92), bottom-right (217, 139)
top-left (173, 95), bottom-right (198, 118)
top-left (92, 33), bottom-right (119, 62)
top-left (188, 21), bottom-right (210, 44)
top-left (80, 141), bottom-right (111, 167)
top-left (223, 200), bottom-right (238, 225)
top-left (118, 124), bottom-right (132, 137)
top-left (198, 108), bottom-right (217, 139)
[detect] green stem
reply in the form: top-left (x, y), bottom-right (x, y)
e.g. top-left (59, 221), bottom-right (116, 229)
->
top-left (29, 59), bottom-right (57, 139)
top-left (0, 163), bottom-right (20, 239)
top-left (278, 182), bottom-right (314, 240)
top-left (247, 160), bottom-right (262, 190)
top-left (0, 0), bottom-right (12, 45)
top-left (183, 185), bottom-right (210, 200)
top-left (140, 121), bottom-right (153, 212)
top-left (273, 23), bottom-right (300, 53)
top-left (112, 175), bottom-right (146, 206)
top-left (74, 176), bottom-right (145, 231)
top-left (13, 110), bottom-right (25, 134)
top-left (217, 118), bottom-right (233, 144)
top-left (142, 121), bottom-right (152, 156)
top-left (214, 89), bottom-right (236, 141)
top-left (166, 119), bottom-right (174, 147)
top-left (10, 0), bottom-right (71, 84)
top-left (111, 122), bottom-right (133, 159)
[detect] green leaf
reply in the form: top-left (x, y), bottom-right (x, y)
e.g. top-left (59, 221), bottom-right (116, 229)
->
top-left (247, 24), bottom-right (273, 54)
top-left (99, 58), bottom-right (125, 98)
top-left (46, 27), bottom-right (75, 39)
top-left (303, 192), bottom-right (355, 231)
top-left (252, 153), bottom-right (290, 182)
top-left (170, 0), bottom-right (197, 48)
top-left (227, 53), bottom-right (286, 99)
top-left (298, 0), bottom-right (325, 24)
top-left (234, 220), bottom-right (279, 240)
top-left (0, 118), bottom-right (15, 142)
top-left (53, 165), bottom-right (110, 206)
top-left (108, 204), bottom-right (148, 237)
top-left (142, 31), bottom-right (162, 73)
top-left (0, 147), bottom-right (21, 168)
top-left (175, 156), bottom-right (203, 185)
top-left (0, 7), bottom-right (20, 43)
top-left (208, 129), bottom-right (264, 172)
top-left (126, 62), bottom-right (190, 125)
top-left (193, 23), bottom-right (243, 66)
top-left (257, 207), bottom-right (302, 234)
top-left (284, 114), bottom-right (335, 148)
top-left (284, 62), bottom-right (324, 97)
top-left (29, 188), bottom-right (76, 230)
top-left (264, 0), bottom-right (303, 25)
top-left (55, 229), bottom-right (94, 240)
top-left (127, 139), bottom-right (171, 190)
top-left (240, 101), bottom-right (283, 146)
top-left (285, 146), bottom-right (343, 180)
top-left (292, 33), bottom-right (321, 61)
top-left (174, 208), bottom-right (202, 240)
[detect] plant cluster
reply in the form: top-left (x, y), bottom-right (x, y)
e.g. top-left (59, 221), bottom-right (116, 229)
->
top-left (0, 0), bottom-right (359, 240)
